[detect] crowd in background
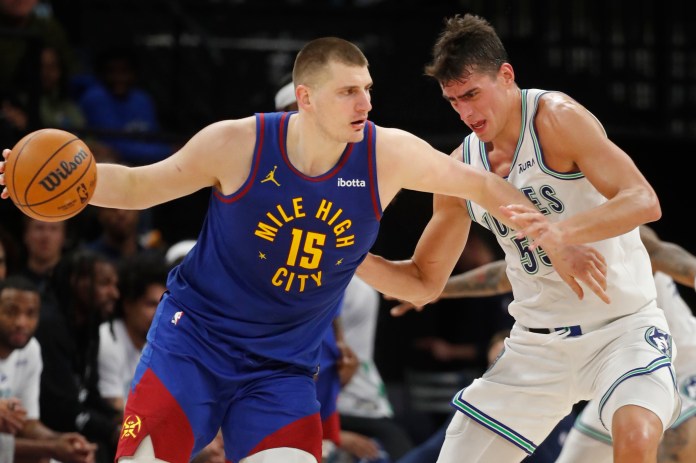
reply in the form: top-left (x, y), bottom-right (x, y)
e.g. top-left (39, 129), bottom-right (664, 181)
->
top-left (2, 2), bottom-right (695, 463)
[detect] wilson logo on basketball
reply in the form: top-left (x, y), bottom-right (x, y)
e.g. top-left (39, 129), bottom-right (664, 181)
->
top-left (38, 148), bottom-right (90, 192)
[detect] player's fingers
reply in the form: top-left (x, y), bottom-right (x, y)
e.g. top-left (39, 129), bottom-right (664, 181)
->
top-left (591, 261), bottom-right (607, 291)
top-left (583, 274), bottom-right (610, 304)
top-left (560, 274), bottom-right (584, 300)
top-left (390, 303), bottom-right (417, 317)
top-left (2, 149), bottom-right (9, 160)
top-left (592, 251), bottom-right (608, 276)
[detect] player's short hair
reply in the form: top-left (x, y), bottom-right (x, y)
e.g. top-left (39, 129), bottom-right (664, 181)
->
top-left (293, 37), bottom-right (368, 87)
top-left (424, 13), bottom-right (508, 84)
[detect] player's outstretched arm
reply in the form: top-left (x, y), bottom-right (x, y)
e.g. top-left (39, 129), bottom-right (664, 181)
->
top-left (389, 259), bottom-right (511, 316)
top-left (366, 127), bottom-right (610, 304)
top-left (90, 118), bottom-right (256, 209)
top-left (358, 191), bottom-right (472, 307)
top-left (640, 225), bottom-right (696, 289)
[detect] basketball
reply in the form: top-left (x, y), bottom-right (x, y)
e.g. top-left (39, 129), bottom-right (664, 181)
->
top-left (5, 128), bottom-right (98, 222)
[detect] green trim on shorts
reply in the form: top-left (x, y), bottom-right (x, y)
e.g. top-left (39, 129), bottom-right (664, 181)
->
top-left (672, 405), bottom-right (696, 428)
top-left (452, 395), bottom-right (537, 454)
top-left (573, 419), bottom-right (613, 445)
top-left (598, 355), bottom-right (673, 421)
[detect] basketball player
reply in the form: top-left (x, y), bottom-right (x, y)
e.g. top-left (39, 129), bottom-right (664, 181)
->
top-left (1, 37), bottom-right (606, 463)
top-left (392, 225), bottom-right (696, 462)
top-left (356, 14), bottom-right (674, 463)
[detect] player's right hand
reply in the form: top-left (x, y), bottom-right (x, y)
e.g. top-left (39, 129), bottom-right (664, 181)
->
top-left (382, 293), bottom-right (429, 317)
top-left (545, 244), bottom-right (609, 304)
top-left (0, 148), bottom-right (9, 199)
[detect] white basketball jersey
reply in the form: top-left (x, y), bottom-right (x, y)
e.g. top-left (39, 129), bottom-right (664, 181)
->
top-left (654, 272), bottom-right (696, 373)
top-left (464, 89), bottom-right (655, 328)
top-left (0, 337), bottom-right (42, 420)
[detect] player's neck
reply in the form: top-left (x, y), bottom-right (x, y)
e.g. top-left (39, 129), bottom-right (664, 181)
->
top-left (287, 114), bottom-right (347, 177)
top-left (485, 86), bottom-right (524, 170)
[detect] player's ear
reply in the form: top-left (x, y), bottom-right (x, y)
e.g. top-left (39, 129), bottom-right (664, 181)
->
top-left (296, 85), bottom-right (311, 109)
top-left (498, 63), bottom-right (515, 85)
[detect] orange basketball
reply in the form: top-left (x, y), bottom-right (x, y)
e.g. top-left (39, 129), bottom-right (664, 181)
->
top-left (5, 128), bottom-right (97, 222)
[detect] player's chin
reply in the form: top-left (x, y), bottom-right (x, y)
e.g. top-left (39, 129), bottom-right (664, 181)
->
top-left (348, 130), bottom-right (365, 143)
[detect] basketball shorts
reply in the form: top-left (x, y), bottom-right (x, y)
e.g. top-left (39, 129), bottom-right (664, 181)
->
top-left (572, 363), bottom-right (696, 447)
top-left (449, 303), bottom-right (681, 456)
top-left (115, 293), bottom-right (323, 463)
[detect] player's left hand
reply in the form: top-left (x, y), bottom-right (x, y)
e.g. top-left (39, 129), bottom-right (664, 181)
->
top-left (545, 244), bottom-right (610, 303)
top-left (501, 204), bottom-right (610, 303)
top-left (500, 204), bottom-right (563, 252)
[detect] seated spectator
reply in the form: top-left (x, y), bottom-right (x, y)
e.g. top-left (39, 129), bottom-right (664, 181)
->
top-left (8, 43), bottom-right (85, 132)
top-left (83, 207), bottom-right (162, 264)
top-left (0, 275), bottom-right (97, 463)
top-left (18, 217), bottom-right (66, 298)
top-left (337, 276), bottom-right (413, 460)
top-left (98, 254), bottom-right (168, 412)
top-left (35, 249), bottom-right (122, 463)
top-left (78, 46), bottom-right (173, 165)
top-left (0, 224), bottom-right (21, 279)
top-left (0, 0), bottom-right (77, 147)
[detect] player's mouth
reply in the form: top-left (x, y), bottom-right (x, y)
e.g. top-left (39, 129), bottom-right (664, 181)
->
top-left (470, 120), bottom-right (486, 133)
top-left (351, 118), bottom-right (366, 130)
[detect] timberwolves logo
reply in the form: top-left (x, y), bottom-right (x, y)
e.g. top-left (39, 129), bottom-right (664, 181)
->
top-left (680, 375), bottom-right (696, 402)
top-left (645, 327), bottom-right (673, 359)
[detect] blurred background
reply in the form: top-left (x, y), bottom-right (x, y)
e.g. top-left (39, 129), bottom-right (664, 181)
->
top-left (2, 0), bottom-right (695, 447)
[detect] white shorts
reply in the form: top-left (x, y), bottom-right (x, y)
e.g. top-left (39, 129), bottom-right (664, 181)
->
top-left (450, 303), bottom-right (680, 456)
top-left (573, 364), bottom-right (696, 447)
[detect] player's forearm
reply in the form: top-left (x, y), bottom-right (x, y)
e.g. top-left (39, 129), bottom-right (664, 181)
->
top-left (551, 187), bottom-right (660, 246)
top-left (471, 170), bottom-right (536, 231)
top-left (90, 163), bottom-right (145, 209)
top-left (650, 242), bottom-right (696, 288)
top-left (441, 260), bottom-right (511, 298)
top-left (356, 253), bottom-right (442, 307)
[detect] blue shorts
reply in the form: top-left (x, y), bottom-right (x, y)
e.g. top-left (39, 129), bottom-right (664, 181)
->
top-left (115, 294), bottom-right (322, 463)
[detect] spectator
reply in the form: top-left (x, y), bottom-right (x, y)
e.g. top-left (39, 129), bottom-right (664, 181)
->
top-left (0, 0), bottom-right (77, 147)
top-left (35, 249), bottom-right (121, 463)
top-left (78, 46), bottom-right (173, 165)
top-left (337, 276), bottom-right (414, 460)
top-left (0, 224), bottom-right (21, 279)
top-left (18, 217), bottom-right (65, 297)
top-left (0, 275), bottom-right (97, 463)
top-left (83, 207), bottom-right (161, 263)
top-left (98, 254), bottom-right (168, 412)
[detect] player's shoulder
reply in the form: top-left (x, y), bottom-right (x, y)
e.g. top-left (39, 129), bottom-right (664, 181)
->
top-left (373, 124), bottom-right (434, 153)
top-left (537, 91), bottom-right (584, 117)
top-left (536, 91), bottom-right (601, 133)
top-left (199, 116), bottom-right (257, 139)
top-left (187, 116), bottom-right (257, 157)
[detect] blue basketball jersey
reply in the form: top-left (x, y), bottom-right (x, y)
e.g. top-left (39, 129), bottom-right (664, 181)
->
top-left (164, 112), bottom-right (382, 368)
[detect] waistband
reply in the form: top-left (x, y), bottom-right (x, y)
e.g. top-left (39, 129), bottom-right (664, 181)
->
top-left (523, 319), bottom-right (611, 337)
